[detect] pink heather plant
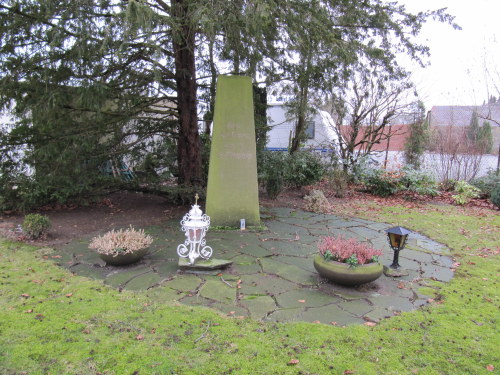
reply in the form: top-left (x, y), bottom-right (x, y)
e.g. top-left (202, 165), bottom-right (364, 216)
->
top-left (318, 235), bottom-right (382, 266)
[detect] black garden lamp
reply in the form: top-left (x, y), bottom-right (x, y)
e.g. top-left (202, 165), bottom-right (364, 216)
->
top-left (385, 226), bottom-right (411, 269)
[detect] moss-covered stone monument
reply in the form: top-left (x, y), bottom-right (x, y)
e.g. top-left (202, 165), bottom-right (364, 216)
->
top-left (206, 75), bottom-right (260, 227)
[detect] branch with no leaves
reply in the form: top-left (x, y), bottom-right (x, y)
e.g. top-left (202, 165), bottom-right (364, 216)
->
top-left (195, 320), bottom-right (211, 343)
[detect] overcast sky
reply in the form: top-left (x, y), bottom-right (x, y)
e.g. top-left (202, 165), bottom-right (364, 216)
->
top-left (398, 0), bottom-right (500, 110)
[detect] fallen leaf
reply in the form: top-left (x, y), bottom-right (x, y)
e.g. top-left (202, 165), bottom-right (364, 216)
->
top-left (136, 335), bottom-right (144, 341)
top-left (397, 282), bottom-right (405, 289)
top-left (35, 314), bottom-right (44, 321)
top-left (486, 365), bottom-right (494, 371)
top-left (364, 322), bottom-right (377, 327)
top-left (150, 328), bottom-right (156, 334)
top-left (288, 359), bottom-right (299, 365)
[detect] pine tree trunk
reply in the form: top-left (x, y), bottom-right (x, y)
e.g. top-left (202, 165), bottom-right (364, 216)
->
top-left (172, 0), bottom-right (202, 186)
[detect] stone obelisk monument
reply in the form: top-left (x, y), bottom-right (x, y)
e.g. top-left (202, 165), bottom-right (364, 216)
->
top-left (206, 75), bottom-right (260, 227)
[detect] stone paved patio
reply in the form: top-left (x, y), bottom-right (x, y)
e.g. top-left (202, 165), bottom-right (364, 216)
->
top-left (52, 207), bottom-right (454, 325)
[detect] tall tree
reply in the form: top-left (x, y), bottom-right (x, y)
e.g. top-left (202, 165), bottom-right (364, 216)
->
top-left (281, 0), bottom-right (457, 154)
top-left (467, 111), bottom-right (493, 154)
top-left (327, 66), bottom-right (413, 172)
top-left (0, 0), bottom-right (458, 208)
top-left (404, 101), bottom-right (429, 169)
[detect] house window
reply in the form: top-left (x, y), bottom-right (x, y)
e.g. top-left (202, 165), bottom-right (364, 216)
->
top-left (305, 120), bottom-right (315, 139)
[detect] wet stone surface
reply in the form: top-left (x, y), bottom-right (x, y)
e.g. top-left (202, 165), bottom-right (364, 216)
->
top-left (53, 208), bottom-right (455, 325)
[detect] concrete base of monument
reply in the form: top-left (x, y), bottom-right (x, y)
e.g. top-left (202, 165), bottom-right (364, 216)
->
top-left (178, 258), bottom-right (233, 271)
top-left (383, 266), bottom-right (410, 277)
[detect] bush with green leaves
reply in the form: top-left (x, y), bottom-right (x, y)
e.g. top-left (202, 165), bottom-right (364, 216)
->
top-left (285, 151), bottom-right (325, 188)
top-left (22, 213), bottom-right (51, 239)
top-left (490, 184), bottom-right (500, 208)
top-left (399, 167), bottom-right (438, 196)
top-left (361, 168), bottom-right (402, 197)
top-left (452, 180), bottom-right (481, 205)
top-left (471, 171), bottom-right (500, 199)
top-left (259, 151), bottom-right (287, 199)
top-left (350, 155), bottom-right (379, 184)
top-left (355, 164), bottom-right (438, 198)
top-left (259, 151), bottom-right (326, 199)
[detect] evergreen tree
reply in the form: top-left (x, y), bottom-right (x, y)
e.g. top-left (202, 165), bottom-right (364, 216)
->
top-left (404, 101), bottom-right (429, 169)
top-left (467, 112), bottom-right (493, 153)
top-left (478, 121), bottom-right (493, 154)
top-left (0, 0), bottom-right (458, 208)
top-left (467, 111), bottom-right (480, 144)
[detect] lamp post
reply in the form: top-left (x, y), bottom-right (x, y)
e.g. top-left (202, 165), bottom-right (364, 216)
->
top-left (385, 226), bottom-right (411, 276)
top-left (177, 194), bottom-right (213, 265)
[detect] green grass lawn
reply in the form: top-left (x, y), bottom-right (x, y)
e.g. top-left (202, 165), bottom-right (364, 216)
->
top-left (1, 202), bottom-right (498, 374)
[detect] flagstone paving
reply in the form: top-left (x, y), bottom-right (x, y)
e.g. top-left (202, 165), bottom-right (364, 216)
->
top-left (52, 207), bottom-right (454, 325)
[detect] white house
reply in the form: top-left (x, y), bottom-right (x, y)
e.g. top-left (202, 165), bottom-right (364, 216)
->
top-left (266, 103), bottom-right (339, 153)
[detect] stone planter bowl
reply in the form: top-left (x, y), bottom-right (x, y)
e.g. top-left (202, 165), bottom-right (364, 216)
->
top-left (313, 254), bottom-right (383, 286)
top-left (98, 247), bottom-right (149, 266)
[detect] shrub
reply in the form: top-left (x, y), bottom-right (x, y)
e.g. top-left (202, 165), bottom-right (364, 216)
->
top-left (471, 171), bottom-right (500, 199)
top-left (490, 184), bottom-right (500, 208)
top-left (439, 179), bottom-right (457, 192)
top-left (259, 151), bottom-right (287, 199)
top-left (22, 213), bottom-right (51, 239)
top-left (326, 169), bottom-right (349, 198)
top-left (452, 180), bottom-right (481, 205)
top-left (363, 168), bottom-right (402, 197)
top-left (304, 189), bottom-right (330, 213)
top-left (259, 151), bottom-right (326, 198)
top-left (265, 176), bottom-right (283, 200)
top-left (399, 167), bottom-right (438, 196)
top-left (89, 226), bottom-right (153, 256)
top-left (356, 165), bottom-right (438, 198)
top-left (350, 155), bottom-right (379, 184)
top-left (318, 236), bottom-right (382, 267)
top-left (285, 151), bottom-right (325, 188)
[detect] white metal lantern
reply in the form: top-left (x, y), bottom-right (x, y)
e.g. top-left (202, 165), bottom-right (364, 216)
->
top-left (177, 195), bottom-right (213, 265)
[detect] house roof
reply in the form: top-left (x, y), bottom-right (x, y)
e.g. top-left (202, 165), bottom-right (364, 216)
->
top-left (428, 104), bottom-right (500, 127)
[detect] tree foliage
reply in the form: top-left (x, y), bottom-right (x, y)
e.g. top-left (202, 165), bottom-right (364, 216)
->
top-left (467, 111), bottom-right (493, 154)
top-left (404, 100), bottom-right (429, 169)
top-left (0, 0), bottom-right (458, 209)
top-left (280, 1), bottom-right (458, 154)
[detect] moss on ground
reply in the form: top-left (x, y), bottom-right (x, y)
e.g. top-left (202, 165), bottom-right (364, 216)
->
top-left (0, 202), bottom-right (498, 374)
